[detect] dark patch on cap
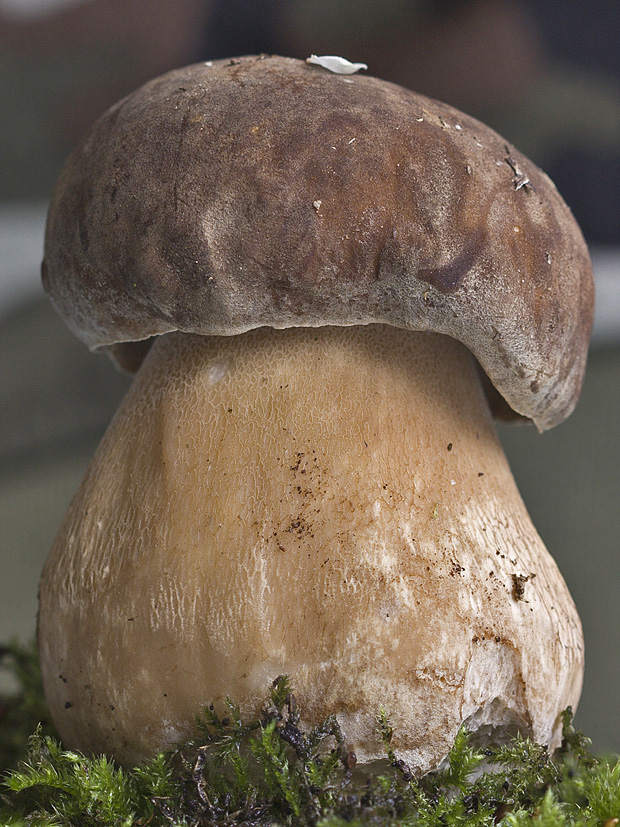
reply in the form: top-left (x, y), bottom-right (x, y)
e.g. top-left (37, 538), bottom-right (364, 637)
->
top-left (418, 227), bottom-right (486, 293)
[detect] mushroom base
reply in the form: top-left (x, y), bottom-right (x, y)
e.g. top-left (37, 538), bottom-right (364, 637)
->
top-left (38, 325), bottom-right (584, 772)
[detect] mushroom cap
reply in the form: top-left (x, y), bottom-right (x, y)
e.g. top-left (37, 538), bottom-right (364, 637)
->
top-left (42, 55), bottom-right (593, 430)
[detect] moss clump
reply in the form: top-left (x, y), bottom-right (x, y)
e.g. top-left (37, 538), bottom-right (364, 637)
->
top-left (0, 641), bottom-right (57, 775)
top-left (1, 643), bottom-right (619, 826)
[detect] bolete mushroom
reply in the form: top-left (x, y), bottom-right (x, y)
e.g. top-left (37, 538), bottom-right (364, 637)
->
top-left (38, 55), bottom-right (593, 773)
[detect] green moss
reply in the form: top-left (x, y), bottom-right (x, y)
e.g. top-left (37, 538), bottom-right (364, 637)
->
top-left (0, 641), bottom-right (57, 775)
top-left (1, 643), bottom-right (618, 827)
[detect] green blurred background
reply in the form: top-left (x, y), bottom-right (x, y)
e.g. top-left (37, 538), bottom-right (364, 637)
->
top-left (1, 0), bottom-right (619, 753)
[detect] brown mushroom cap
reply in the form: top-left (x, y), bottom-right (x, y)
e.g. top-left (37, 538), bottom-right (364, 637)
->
top-left (42, 55), bottom-right (593, 430)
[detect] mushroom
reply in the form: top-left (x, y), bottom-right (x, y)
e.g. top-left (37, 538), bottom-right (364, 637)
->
top-left (38, 56), bottom-right (593, 773)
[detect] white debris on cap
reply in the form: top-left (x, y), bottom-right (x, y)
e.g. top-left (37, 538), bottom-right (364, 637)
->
top-left (306, 55), bottom-right (368, 74)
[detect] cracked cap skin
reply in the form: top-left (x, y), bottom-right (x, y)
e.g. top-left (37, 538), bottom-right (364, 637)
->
top-left (42, 54), bottom-right (593, 431)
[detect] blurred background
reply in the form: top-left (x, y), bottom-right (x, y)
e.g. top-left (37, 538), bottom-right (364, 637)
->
top-left (1, 0), bottom-right (619, 752)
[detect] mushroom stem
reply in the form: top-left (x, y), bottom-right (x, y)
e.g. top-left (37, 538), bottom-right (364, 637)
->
top-left (38, 324), bottom-right (583, 772)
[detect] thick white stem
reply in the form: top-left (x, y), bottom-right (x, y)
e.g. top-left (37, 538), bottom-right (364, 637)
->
top-left (38, 325), bottom-right (583, 772)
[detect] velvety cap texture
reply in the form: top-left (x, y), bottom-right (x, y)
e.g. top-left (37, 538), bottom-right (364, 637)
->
top-left (42, 55), bottom-right (593, 430)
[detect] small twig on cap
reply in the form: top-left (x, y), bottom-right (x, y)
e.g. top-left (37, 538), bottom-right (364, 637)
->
top-left (504, 146), bottom-right (533, 191)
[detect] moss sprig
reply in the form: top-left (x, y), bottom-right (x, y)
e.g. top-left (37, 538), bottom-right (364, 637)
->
top-left (0, 640), bottom-right (57, 774)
